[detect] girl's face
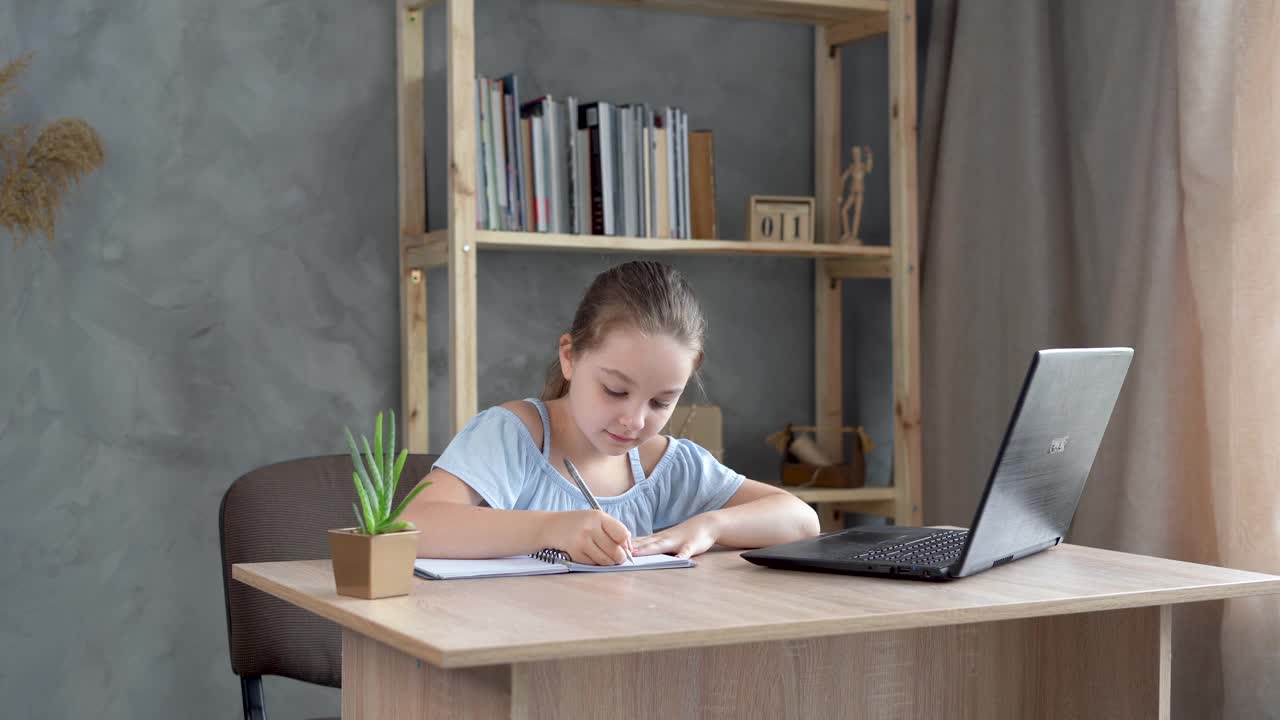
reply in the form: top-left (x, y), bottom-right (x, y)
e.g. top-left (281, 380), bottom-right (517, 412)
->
top-left (560, 326), bottom-right (696, 456)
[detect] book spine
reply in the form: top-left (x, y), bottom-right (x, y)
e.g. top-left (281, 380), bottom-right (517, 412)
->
top-left (648, 108), bottom-right (657, 237)
top-left (576, 127), bottom-right (592, 235)
top-left (566, 96), bottom-right (579, 234)
top-left (641, 111), bottom-right (651, 238)
top-left (531, 113), bottom-right (545, 232)
top-left (547, 98), bottom-right (566, 234)
top-left (664, 108), bottom-right (676, 238)
top-left (612, 106), bottom-right (623, 235)
top-left (558, 101), bottom-right (572, 234)
top-left (579, 103), bottom-right (605, 235)
top-left (680, 110), bottom-right (691, 239)
top-left (475, 78), bottom-right (487, 230)
top-left (489, 80), bottom-right (508, 230)
top-left (521, 117), bottom-right (535, 230)
top-left (672, 109), bottom-right (680, 238)
top-left (502, 74), bottom-right (525, 231)
top-left (636, 105), bottom-right (646, 238)
top-left (654, 122), bottom-right (669, 238)
top-left (504, 90), bottom-right (520, 231)
top-left (620, 107), bottom-right (635, 237)
top-left (689, 129), bottom-right (716, 240)
top-left (600, 103), bottom-right (616, 236)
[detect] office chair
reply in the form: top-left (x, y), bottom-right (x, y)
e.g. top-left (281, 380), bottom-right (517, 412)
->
top-left (219, 452), bottom-right (437, 720)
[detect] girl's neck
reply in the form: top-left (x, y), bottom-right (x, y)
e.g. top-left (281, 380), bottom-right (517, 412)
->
top-left (545, 397), bottom-right (613, 468)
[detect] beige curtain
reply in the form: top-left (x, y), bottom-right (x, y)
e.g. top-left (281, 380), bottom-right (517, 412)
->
top-left (918, 1), bottom-right (1279, 718)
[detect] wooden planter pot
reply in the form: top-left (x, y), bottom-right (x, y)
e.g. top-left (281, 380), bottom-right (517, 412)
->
top-left (328, 527), bottom-right (421, 599)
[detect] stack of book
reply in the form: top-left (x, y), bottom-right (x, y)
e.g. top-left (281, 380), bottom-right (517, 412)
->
top-left (475, 73), bottom-right (716, 240)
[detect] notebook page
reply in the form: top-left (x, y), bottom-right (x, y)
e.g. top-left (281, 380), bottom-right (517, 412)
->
top-left (561, 553), bottom-right (695, 573)
top-left (413, 555), bottom-right (566, 580)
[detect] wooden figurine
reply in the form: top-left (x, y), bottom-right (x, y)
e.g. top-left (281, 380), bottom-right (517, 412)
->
top-left (748, 195), bottom-right (815, 244)
top-left (838, 145), bottom-right (873, 245)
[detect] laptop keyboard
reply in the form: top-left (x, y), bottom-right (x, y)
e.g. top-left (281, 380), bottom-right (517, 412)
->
top-left (850, 529), bottom-right (969, 566)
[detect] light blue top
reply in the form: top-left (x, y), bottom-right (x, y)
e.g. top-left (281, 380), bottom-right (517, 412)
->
top-left (430, 398), bottom-right (746, 536)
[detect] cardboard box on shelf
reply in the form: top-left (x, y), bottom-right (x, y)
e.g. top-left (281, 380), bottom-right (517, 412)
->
top-left (660, 405), bottom-right (724, 462)
top-left (766, 424), bottom-right (872, 488)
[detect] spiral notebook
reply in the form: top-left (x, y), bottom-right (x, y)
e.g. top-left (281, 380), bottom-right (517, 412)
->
top-left (413, 549), bottom-right (695, 580)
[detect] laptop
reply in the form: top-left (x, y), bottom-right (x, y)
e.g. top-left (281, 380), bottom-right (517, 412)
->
top-left (741, 347), bottom-right (1134, 581)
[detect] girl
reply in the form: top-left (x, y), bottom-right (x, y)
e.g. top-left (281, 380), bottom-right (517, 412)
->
top-left (402, 260), bottom-right (820, 565)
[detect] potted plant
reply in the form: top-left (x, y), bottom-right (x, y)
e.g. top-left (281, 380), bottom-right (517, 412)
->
top-left (328, 409), bottom-right (429, 599)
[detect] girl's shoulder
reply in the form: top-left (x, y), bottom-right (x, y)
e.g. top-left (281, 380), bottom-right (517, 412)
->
top-left (496, 399), bottom-right (544, 446)
top-left (644, 434), bottom-right (737, 484)
top-left (447, 400), bottom-right (543, 453)
top-left (435, 404), bottom-right (545, 471)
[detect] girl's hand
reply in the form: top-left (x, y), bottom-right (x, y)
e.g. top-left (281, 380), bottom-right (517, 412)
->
top-left (538, 510), bottom-right (633, 566)
top-left (632, 514), bottom-right (721, 559)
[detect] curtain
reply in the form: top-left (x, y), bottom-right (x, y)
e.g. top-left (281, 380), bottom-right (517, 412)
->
top-left (917, 1), bottom-right (1279, 717)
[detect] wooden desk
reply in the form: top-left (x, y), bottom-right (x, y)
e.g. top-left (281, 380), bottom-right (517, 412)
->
top-left (234, 543), bottom-right (1280, 719)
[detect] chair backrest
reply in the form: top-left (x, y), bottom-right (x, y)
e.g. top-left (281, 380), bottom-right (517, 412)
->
top-left (219, 453), bottom-right (437, 687)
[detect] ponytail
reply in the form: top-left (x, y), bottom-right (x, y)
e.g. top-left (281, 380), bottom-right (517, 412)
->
top-left (541, 357), bottom-right (569, 400)
top-left (541, 261), bottom-right (706, 401)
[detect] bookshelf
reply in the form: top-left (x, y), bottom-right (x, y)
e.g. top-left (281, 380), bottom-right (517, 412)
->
top-left (396, 0), bottom-right (922, 529)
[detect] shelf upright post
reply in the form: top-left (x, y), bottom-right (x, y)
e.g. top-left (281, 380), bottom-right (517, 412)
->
top-left (397, 0), bottom-right (429, 452)
top-left (889, 0), bottom-right (922, 525)
top-left (446, 0), bottom-right (480, 435)
top-left (814, 23), bottom-right (844, 467)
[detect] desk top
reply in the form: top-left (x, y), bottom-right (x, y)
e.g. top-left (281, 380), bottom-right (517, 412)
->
top-left (233, 542), bottom-right (1280, 668)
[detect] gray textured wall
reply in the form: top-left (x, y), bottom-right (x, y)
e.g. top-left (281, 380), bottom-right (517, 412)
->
top-left (0, 1), bottom-right (920, 717)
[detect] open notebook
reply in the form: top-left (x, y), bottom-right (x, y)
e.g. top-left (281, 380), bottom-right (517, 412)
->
top-left (414, 548), bottom-right (695, 580)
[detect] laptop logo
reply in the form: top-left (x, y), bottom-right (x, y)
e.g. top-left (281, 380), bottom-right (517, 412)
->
top-left (1048, 436), bottom-right (1069, 454)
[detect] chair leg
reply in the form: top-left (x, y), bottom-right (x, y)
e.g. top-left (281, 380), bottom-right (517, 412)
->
top-left (240, 675), bottom-right (266, 720)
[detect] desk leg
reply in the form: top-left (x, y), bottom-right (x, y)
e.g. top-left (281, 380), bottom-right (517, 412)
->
top-left (340, 629), bottom-right (509, 719)
top-left (514, 605), bottom-right (1168, 720)
top-left (1159, 604), bottom-right (1172, 720)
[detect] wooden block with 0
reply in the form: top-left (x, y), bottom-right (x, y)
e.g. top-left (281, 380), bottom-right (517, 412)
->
top-left (748, 195), bottom-right (815, 244)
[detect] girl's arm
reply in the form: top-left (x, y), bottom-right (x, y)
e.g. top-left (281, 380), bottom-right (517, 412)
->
top-left (401, 468), bottom-right (633, 564)
top-left (400, 468), bottom-right (552, 558)
top-left (632, 479), bottom-right (820, 558)
top-left (705, 479), bottom-right (822, 547)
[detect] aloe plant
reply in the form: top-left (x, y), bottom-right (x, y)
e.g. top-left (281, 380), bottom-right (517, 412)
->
top-left (343, 409), bottom-right (429, 535)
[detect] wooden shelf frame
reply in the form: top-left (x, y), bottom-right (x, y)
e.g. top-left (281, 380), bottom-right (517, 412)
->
top-left (404, 230), bottom-right (893, 277)
top-left (415, 0), bottom-right (890, 25)
top-left (396, 0), bottom-right (922, 527)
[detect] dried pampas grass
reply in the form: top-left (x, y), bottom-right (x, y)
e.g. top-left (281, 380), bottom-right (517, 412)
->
top-left (0, 53), bottom-right (105, 247)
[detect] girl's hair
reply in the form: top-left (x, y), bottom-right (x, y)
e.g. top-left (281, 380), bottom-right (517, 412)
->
top-left (541, 260), bottom-right (706, 400)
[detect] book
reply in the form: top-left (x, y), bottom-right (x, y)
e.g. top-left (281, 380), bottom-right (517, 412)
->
top-left (579, 101), bottom-right (616, 235)
top-left (566, 96), bottom-right (580, 234)
top-left (546, 98), bottom-right (567, 234)
top-left (470, 72), bottom-right (702, 240)
top-left (414, 549), bottom-right (695, 580)
top-left (620, 106), bottom-right (636, 236)
top-left (662, 108), bottom-right (677, 238)
top-left (499, 73), bottom-right (525, 231)
top-left (689, 129), bottom-right (717, 239)
top-left (488, 79), bottom-right (508, 230)
top-left (475, 81), bottom-right (487, 229)
top-left (520, 116), bottom-right (535, 230)
top-left (575, 125), bottom-right (592, 234)
top-left (654, 121), bottom-right (670, 238)
top-left (678, 109), bottom-right (691, 239)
